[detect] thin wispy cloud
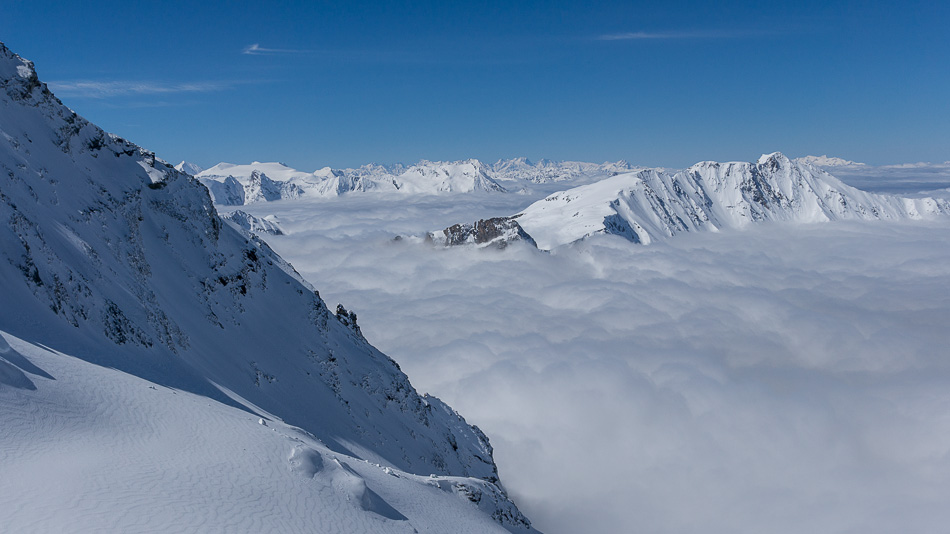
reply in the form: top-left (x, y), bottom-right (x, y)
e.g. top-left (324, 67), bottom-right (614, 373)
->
top-left (47, 80), bottom-right (233, 99)
top-left (598, 29), bottom-right (771, 41)
top-left (242, 43), bottom-right (313, 55)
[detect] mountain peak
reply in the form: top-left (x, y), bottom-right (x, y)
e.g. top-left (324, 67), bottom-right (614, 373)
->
top-left (757, 151), bottom-right (790, 166)
top-left (174, 161), bottom-right (204, 175)
top-left (0, 42), bottom-right (43, 101)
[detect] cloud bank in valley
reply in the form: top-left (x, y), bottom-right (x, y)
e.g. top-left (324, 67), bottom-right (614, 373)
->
top-left (236, 194), bottom-right (950, 534)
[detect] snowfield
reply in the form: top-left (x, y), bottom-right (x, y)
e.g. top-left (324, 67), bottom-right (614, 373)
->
top-left (0, 331), bottom-right (528, 533)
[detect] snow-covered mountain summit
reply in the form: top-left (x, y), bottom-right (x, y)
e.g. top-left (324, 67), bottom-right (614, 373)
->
top-left (506, 152), bottom-right (950, 249)
top-left (0, 42), bottom-right (534, 532)
top-left (173, 160), bottom-right (204, 175)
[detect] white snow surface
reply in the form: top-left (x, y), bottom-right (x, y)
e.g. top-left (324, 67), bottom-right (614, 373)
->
top-left (0, 330), bottom-right (532, 534)
top-left (173, 160), bottom-right (204, 175)
top-left (515, 152), bottom-right (949, 250)
top-left (0, 42), bottom-right (534, 533)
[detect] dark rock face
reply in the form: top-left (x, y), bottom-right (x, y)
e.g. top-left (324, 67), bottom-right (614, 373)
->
top-left (438, 216), bottom-right (537, 249)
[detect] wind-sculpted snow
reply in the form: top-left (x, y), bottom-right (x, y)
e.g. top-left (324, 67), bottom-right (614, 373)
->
top-left (0, 331), bottom-right (534, 533)
top-left (515, 152), bottom-right (950, 249)
top-left (0, 42), bottom-right (533, 532)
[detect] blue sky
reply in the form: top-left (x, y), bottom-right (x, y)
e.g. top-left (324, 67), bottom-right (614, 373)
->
top-left (2, 0), bottom-right (947, 169)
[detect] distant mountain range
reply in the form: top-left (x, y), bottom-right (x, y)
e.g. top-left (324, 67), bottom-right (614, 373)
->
top-left (177, 158), bottom-right (635, 203)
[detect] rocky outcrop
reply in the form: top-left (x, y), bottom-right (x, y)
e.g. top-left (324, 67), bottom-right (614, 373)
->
top-left (430, 216), bottom-right (537, 249)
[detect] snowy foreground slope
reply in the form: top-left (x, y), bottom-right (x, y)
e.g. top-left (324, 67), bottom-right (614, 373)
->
top-left (512, 153), bottom-right (950, 249)
top-left (0, 42), bottom-right (534, 533)
top-left (0, 331), bottom-right (530, 533)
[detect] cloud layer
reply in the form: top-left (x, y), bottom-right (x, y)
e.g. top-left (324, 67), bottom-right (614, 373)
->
top-left (236, 194), bottom-right (950, 534)
top-left (242, 43), bottom-right (313, 55)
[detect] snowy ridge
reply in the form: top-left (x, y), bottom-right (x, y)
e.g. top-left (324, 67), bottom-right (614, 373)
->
top-left (515, 152), bottom-right (950, 250)
top-left (0, 42), bottom-right (534, 532)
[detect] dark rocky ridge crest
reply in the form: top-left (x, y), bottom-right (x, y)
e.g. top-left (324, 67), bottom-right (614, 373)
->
top-left (429, 216), bottom-right (538, 249)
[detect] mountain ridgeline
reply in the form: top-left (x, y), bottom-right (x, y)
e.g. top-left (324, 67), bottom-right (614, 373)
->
top-left (433, 153), bottom-right (950, 250)
top-left (0, 42), bottom-right (533, 531)
top-left (183, 158), bottom-right (634, 203)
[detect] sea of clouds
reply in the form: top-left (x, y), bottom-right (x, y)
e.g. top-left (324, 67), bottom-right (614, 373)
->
top-left (234, 189), bottom-right (950, 534)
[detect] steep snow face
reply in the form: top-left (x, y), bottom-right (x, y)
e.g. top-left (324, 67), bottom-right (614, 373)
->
top-left (516, 152), bottom-right (950, 250)
top-left (221, 210), bottom-right (284, 236)
top-left (0, 41), bottom-right (526, 519)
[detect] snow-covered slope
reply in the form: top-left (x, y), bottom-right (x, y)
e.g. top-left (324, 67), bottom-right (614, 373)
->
top-left (0, 330), bottom-right (533, 533)
top-left (0, 42), bottom-right (533, 532)
top-left (515, 153), bottom-right (950, 250)
top-left (221, 210), bottom-right (284, 236)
